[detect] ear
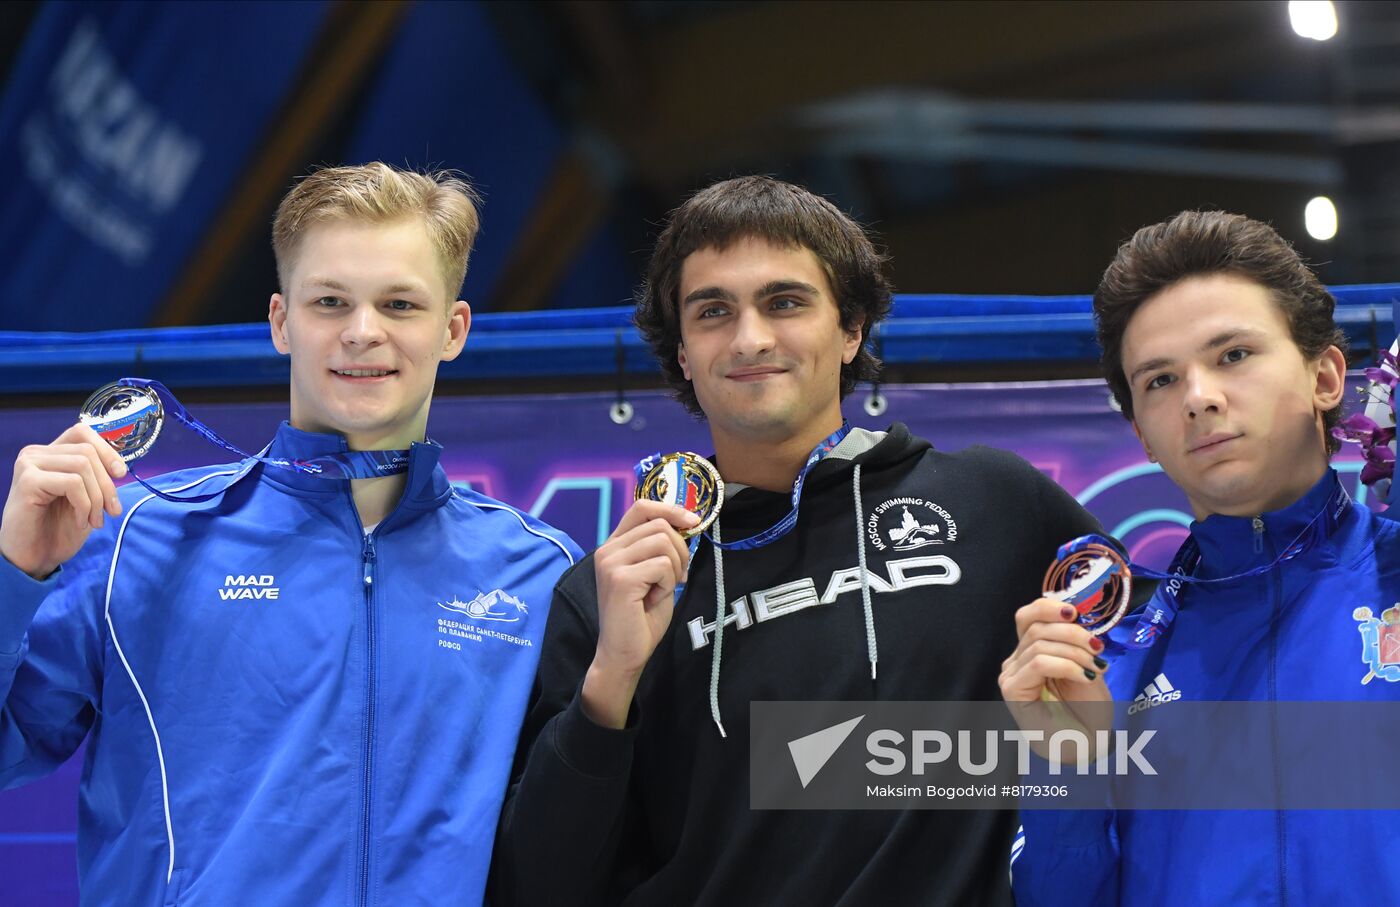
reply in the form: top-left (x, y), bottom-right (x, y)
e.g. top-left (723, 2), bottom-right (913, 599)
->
top-left (440, 299), bottom-right (472, 362)
top-left (841, 320), bottom-right (863, 365)
top-left (677, 341), bottom-right (691, 381)
top-left (269, 293), bottom-right (291, 355)
top-left (1311, 344), bottom-right (1346, 413)
top-left (1130, 419), bottom-right (1158, 463)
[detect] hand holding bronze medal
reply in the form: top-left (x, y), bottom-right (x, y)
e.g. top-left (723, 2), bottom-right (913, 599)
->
top-left (1048, 482), bottom-right (1351, 653)
top-left (633, 452), bottom-right (724, 538)
top-left (78, 378), bottom-right (414, 504)
top-left (1043, 537), bottom-right (1133, 636)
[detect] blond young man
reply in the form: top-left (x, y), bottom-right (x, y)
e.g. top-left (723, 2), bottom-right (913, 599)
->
top-left (0, 163), bottom-right (579, 906)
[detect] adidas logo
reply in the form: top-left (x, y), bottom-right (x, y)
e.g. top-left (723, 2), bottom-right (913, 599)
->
top-left (1127, 673), bottom-right (1181, 716)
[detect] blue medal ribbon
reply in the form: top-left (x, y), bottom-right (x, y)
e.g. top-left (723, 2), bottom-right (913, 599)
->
top-left (114, 378), bottom-right (413, 504)
top-left (1067, 476), bottom-right (1353, 652)
top-left (708, 421), bottom-right (851, 551)
top-left (635, 421), bottom-right (852, 553)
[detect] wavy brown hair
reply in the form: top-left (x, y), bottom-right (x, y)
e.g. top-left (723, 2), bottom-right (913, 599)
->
top-left (635, 176), bottom-right (893, 416)
top-left (1095, 210), bottom-right (1348, 453)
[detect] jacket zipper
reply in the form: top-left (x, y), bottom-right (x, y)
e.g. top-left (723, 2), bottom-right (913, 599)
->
top-left (1258, 518), bottom-right (1287, 906)
top-left (359, 529), bottom-right (378, 907)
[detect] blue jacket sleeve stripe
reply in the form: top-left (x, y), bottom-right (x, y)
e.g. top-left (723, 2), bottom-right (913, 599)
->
top-left (463, 497), bottom-right (579, 566)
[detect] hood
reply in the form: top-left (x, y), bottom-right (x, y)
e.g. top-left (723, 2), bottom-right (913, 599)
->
top-left (695, 423), bottom-right (928, 737)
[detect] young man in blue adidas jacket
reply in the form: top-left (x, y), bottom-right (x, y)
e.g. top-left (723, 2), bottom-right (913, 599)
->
top-left (1000, 211), bottom-right (1400, 906)
top-left (0, 163), bottom-right (580, 906)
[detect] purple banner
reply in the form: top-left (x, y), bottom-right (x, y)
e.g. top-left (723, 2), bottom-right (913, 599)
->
top-left (0, 381), bottom-right (1374, 903)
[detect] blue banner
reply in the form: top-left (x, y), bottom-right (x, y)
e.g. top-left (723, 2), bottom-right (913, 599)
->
top-left (0, 1), bottom-right (328, 331)
top-left (344, 0), bottom-right (633, 309)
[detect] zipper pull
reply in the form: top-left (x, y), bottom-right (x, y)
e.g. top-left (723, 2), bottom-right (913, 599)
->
top-left (1252, 517), bottom-right (1265, 554)
top-left (362, 532), bottom-right (376, 585)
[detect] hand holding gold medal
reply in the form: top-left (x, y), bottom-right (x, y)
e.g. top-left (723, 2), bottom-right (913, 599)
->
top-left (585, 454), bottom-right (715, 731)
top-left (633, 452), bottom-right (724, 539)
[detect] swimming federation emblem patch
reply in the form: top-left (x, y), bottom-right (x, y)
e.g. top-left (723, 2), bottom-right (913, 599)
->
top-left (1354, 604), bottom-right (1400, 684)
top-left (866, 498), bottom-right (958, 552)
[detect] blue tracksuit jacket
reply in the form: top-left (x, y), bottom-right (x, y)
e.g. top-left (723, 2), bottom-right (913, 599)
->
top-left (1011, 470), bottom-right (1400, 905)
top-left (0, 423), bottom-right (580, 906)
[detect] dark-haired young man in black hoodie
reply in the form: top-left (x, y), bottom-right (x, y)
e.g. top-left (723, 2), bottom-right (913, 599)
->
top-left (492, 176), bottom-right (1106, 906)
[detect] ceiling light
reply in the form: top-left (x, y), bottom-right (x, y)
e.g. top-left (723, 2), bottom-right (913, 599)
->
top-left (1289, 1), bottom-right (1338, 41)
top-left (1305, 196), bottom-right (1337, 241)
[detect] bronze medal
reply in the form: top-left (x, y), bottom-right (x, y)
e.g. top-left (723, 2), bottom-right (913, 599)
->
top-left (1043, 542), bottom-right (1133, 636)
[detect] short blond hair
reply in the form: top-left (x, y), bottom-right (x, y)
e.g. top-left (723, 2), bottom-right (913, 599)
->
top-left (272, 162), bottom-right (481, 298)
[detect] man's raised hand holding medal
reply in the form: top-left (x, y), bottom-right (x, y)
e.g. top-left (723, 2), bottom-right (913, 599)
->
top-left (0, 422), bottom-right (128, 580)
top-left (998, 539), bottom-right (1120, 750)
top-left (5, 376), bottom-right (201, 579)
top-left (584, 498), bottom-right (700, 730)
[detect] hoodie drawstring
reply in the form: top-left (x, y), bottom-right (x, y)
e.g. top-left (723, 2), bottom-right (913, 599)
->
top-left (852, 463), bottom-right (878, 680)
top-left (706, 461), bottom-right (880, 737)
top-left (708, 518), bottom-right (728, 738)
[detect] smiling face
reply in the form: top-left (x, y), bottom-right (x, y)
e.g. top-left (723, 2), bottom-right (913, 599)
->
top-left (676, 236), bottom-right (862, 449)
top-left (268, 217), bottom-right (469, 450)
top-left (1121, 273), bottom-right (1345, 518)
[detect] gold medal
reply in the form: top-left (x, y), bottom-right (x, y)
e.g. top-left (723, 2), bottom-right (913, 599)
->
top-left (634, 452), bottom-right (723, 539)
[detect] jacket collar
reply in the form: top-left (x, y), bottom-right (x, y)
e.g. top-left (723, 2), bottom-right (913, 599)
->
top-left (259, 421), bottom-right (451, 510)
top-left (1191, 468), bottom-right (1352, 579)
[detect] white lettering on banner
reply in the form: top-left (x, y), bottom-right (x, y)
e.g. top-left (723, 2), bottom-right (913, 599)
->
top-left (49, 20), bottom-right (203, 212)
top-left (18, 19), bottom-right (206, 264)
top-left (21, 120), bottom-right (150, 263)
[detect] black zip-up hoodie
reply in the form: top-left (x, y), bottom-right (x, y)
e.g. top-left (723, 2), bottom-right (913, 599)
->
top-left (493, 424), bottom-right (1103, 906)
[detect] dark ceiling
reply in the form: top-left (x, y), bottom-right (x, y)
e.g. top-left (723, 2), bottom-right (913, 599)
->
top-left (483, 0), bottom-right (1400, 306)
top-left (2, 0), bottom-right (1396, 324)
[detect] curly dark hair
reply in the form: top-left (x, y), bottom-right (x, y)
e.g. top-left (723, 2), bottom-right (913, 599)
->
top-left (634, 176), bottom-right (894, 416)
top-left (1095, 210), bottom-right (1348, 454)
